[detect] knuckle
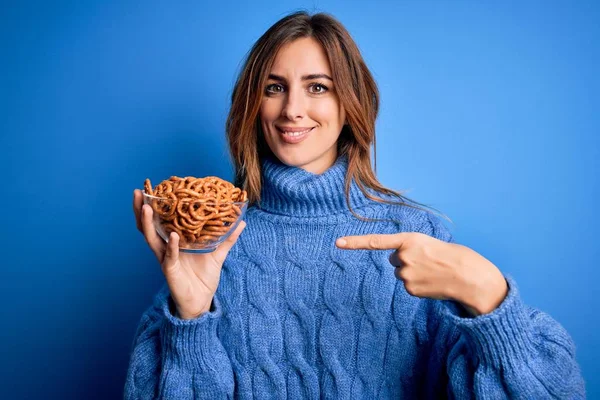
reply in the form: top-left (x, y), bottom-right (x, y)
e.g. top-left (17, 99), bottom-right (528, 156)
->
top-left (368, 236), bottom-right (381, 249)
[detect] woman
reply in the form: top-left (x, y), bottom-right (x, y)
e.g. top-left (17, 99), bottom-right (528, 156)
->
top-left (125, 11), bottom-right (585, 399)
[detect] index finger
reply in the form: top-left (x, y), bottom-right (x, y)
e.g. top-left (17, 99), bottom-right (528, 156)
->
top-left (336, 233), bottom-right (409, 250)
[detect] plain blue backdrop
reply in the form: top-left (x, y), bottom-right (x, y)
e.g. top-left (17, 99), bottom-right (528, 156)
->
top-left (2, 1), bottom-right (598, 398)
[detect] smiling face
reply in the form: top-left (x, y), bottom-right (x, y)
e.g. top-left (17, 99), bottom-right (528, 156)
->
top-left (259, 37), bottom-right (346, 174)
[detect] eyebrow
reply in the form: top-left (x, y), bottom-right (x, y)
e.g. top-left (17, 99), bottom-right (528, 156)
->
top-left (268, 73), bottom-right (333, 82)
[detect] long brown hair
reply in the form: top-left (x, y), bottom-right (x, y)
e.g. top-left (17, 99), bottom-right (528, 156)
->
top-left (226, 11), bottom-right (446, 221)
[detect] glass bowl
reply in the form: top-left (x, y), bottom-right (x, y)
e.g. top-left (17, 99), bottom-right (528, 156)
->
top-left (142, 192), bottom-right (248, 253)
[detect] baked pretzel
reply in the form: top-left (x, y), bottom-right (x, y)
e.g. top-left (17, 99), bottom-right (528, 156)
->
top-left (144, 176), bottom-right (247, 248)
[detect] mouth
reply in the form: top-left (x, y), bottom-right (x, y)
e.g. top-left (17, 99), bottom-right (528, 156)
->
top-left (276, 126), bottom-right (315, 144)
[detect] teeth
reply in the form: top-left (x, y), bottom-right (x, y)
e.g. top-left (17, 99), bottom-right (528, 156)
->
top-left (281, 128), bottom-right (312, 136)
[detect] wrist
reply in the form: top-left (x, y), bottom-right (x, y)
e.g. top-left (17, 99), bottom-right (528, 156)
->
top-left (451, 247), bottom-right (508, 316)
top-left (169, 296), bottom-right (213, 320)
top-left (458, 273), bottom-right (508, 316)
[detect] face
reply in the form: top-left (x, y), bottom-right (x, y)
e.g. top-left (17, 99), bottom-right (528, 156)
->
top-left (259, 37), bottom-right (346, 174)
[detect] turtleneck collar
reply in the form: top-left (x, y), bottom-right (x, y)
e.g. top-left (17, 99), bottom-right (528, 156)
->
top-left (258, 155), bottom-right (373, 217)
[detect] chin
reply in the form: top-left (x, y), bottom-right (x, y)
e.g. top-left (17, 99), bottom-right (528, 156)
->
top-left (275, 152), bottom-right (334, 174)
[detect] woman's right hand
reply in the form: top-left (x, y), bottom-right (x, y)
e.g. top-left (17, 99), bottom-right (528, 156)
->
top-left (133, 189), bottom-right (246, 320)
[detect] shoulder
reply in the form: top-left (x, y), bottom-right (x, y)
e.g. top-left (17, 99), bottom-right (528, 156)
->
top-left (420, 211), bottom-right (454, 243)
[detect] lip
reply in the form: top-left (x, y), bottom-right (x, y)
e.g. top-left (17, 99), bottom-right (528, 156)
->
top-left (276, 126), bottom-right (315, 144)
top-left (276, 126), bottom-right (315, 132)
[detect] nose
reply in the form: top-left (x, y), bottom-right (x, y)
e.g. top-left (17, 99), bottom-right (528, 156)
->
top-left (281, 86), bottom-right (306, 121)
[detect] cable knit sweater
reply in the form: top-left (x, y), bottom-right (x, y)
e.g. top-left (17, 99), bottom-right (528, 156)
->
top-left (124, 156), bottom-right (585, 399)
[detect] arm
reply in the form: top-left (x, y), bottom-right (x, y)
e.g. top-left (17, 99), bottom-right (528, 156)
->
top-left (439, 279), bottom-right (586, 399)
top-left (425, 215), bottom-right (586, 399)
top-left (124, 285), bottom-right (234, 399)
top-left (335, 211), bottom-right (586, 398)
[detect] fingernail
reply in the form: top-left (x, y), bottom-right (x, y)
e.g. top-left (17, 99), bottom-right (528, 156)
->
top-left (336, 238), bottom-right (347, 247)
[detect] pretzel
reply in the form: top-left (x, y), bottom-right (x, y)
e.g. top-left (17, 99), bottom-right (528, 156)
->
top-left (144, 176), bottom-right (247, 248)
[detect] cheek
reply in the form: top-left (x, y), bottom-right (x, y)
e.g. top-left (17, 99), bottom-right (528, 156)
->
top-left (260, 99), bottom-right (280, 123)
top-left (312, 100), bottom-right (343, 127)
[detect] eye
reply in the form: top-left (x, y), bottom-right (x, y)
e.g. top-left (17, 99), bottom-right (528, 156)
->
top-left (309, 83), bottom-right (328, 94)
top-left (265, 83), bottom-right (285, 94)
top-left (309, 83), bottom-right (329, 94)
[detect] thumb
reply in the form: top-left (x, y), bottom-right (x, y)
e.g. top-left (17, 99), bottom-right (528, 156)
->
top-left (162, 232), bottom-right (180, 273)
top-left (213, 220), bottom-right (246, 263)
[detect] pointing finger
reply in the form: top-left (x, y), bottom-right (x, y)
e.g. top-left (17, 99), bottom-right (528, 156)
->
top-left (336, 233), bottom-right (409, 250)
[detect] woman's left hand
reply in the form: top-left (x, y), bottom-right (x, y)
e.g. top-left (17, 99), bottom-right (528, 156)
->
top-left (336, 232), bottom-right (508, 316)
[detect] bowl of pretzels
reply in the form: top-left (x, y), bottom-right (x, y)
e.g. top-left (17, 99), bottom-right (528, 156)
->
top-left (142, 175), bottom-right (248, 253)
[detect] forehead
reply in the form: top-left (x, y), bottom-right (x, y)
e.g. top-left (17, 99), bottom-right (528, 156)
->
top-left (271, 37), bottom-right (331, 74)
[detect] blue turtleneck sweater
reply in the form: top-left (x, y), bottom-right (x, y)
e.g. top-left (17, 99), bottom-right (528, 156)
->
top-left (124, 156), bottom-right (585, 399)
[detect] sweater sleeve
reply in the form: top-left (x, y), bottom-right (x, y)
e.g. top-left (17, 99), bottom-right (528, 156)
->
top-left (423, 214), bottom-right (586, 399)
top-left (123, 284), bottom-right (234, 399)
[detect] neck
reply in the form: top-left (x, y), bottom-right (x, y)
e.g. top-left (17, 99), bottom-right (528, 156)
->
top-left (258, 155), bottom-right (372, 217)
top-left (296, 149), bottom-right (338, 175)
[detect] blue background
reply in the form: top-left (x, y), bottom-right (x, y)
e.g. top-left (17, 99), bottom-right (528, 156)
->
top-left (2, 1), bottom-right (598, 398)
